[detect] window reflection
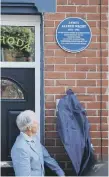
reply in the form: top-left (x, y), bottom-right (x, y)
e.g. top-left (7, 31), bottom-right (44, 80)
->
top-left (0, 26), bottom-right (35, 62)
top-left (1, 79), bottom-right (24, 99)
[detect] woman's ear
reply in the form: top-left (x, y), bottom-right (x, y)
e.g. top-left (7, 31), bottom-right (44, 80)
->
top-left (27, 126), bottom-right (31, 131)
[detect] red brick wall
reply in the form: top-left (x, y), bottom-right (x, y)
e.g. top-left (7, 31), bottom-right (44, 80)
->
top-left (44, 0), bottom-right (108, 174)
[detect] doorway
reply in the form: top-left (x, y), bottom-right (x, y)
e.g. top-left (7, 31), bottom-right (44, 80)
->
top-left (1, 15), bottom-right (41, 176)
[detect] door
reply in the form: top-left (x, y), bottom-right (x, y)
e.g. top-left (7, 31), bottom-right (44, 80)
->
top-left (1, 68), bottom-right (35, 176)
top-left (1, 15), bottom-right (41, 176)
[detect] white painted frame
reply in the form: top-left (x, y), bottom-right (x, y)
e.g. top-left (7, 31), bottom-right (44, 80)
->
top-left (1, 15), bottom-right (41, 137)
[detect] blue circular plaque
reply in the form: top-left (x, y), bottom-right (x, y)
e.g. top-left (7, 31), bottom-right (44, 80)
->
top-left (56, 17), bottom-right (92, 53)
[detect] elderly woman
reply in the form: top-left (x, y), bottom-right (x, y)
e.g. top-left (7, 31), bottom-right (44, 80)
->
top-left (11, 110), bottom-right (65, 176)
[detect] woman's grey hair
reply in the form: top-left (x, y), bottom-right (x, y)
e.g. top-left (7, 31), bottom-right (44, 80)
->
top-left (16, 110), bottom-right (36, 132)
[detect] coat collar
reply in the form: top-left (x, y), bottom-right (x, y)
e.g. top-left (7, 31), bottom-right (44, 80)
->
top-left (20, 132), bottom-right (34, 142)
top-left (20, 132), bottom-right (40, 154)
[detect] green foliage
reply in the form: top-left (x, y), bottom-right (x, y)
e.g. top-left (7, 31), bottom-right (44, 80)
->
top-left (1, 26), bottom-right (35, 56)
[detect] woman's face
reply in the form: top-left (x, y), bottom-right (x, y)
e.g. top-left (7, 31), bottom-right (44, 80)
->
top-left (31, 120), bottom-right (39, 135)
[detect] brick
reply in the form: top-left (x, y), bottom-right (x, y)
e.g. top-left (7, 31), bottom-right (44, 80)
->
top-left (45, 87), bottom-right (65, 94)
top-left (45, 102), bottom-right (56, 109)
top-left (55, 49), bottom-right (75, 57)
top-left (47, 147), bottom-right (65, 153)
top-left (67, 162), bottom-right (73, 169)
top-left (87, 87), bottom-right (100, 94)
top-left (45, 35), bottom-right (55, 42)
top-left (45, 110), bottom-right (55, 117)
top-left (45, 57), bottom-right (65, 64)
top-left (88, 117), bottom-right (100, 124)
top-left (45, 131), bottom-right (59, 138)
top-left (45, 43), bottom-right (59, 50)
top-left (45, 95), bottom-right (54, 102)
top-left (88, 21), bottom-right (97, 27)
top-left (76, 65), bottom-right (96, 72)
top-left (87, 14), bottom-right (107, 20)
top-left (55, 21), bottom-right (61, 27)
top-left (57, 0), bottom-right (67, 5)
top-left (77, 80), bottom-right (96, 86)
top-left (57, 6), bottom-right (76, 12)
top-left (45, 139), bottom-right (55, 146)
top-left (97, 124), bottom-right (108, 131)
top-left (91, 139), bottom-right (101, 146)
top-left (56, 80), bottom-right (75, 86)
top-left (66, 13), bottom-right (86, 19)
top-left (55, 94), bottom-right (65, 100)
top-left (44, 27), bottom-right (56, 35)
top-left (66, 73), bottom-right (86, 79)
top-left (97, 65), bottom-right (108, 71)
top-left (90, 131), bottom-right (101, 138)
top-left (90, 131), bottom-right (108, 138)
top-left (100, 50), bottom-right (108, 57)
top-left (91, 0), bottom-right (108, 5)
top-left (94, 147), bottom-right (108, 154)
top-left (91, 28), bottom-right (100, 36)
top-left (87, 73), bottom-right (106, 79)
top-left (87, 58), bottom-right (107, 65)
top-left (98, 110), bottom-right (108, 116)
top-left (88, 0), bottom-right (100, 5)
top-left (56, 154), bottom-right (70, 161)
top-left (45, 65), bottom-right (54, 71)
top-left (91, 36), bottom-right (96, 42)
top-left (94, 147), bottom-right (102, 154)
top-left (87, 110), bottom-right (97, 116)
top-left (87, 102), bottom-right (106, 109)
top-left (68, 0), bottom-right (88, 5)
top-left (65, 87), bottom-right (86, 94)
top-left (44, 20), bottom-right (54, 27)
top-left (45, 72), bottom-right (65, 79)
top-left (87, 87), bottom-right (106, 94)
top-left (77, 6), bottom-right (97, 13)
top-left (97, 36), bottom-right (108, 42)
top-left (97, 95), bottom-right (108, 101)
top-left (45, 50), bottom-right (54, 56)
top-left (45, 80), bottom-right (54, 86)
top-left (88, 117), bottom-right (107, 124)
top-left (66, 57), bottom-right (86, 64)
top-left (45, 124), bottom-right (55, 131)
top-left (102, 147), bottom-right (108, 154)
top-left (102, 139), bottom-right (108, 146)
top-left (100, 21), bottom-right (108, 27)
top-left (101, 117), bottom-right (108, 123)
top-left (44, 13), bottom-right (65, 20)
top-left (56, 139), bottom-right (63, 146)
top-left (45, 117), bottom-right (56, 124)
top-left (88, 43), bottom-right (106, 50)
top-left (92, 28), bottom-right (107, 36)
top-left (97, 5), bottom-right (108, 13)
top-left (55, 65), bottom-right (75, 71)
top-left (76, 50), bottom-right (96, 57)
top-left (77, 95), bottom-right (96, 101)
top-left (101, 0), bottom-right (108, 5)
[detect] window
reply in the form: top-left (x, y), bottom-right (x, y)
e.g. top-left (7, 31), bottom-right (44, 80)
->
top-left (1, 79), bottom-right (24, 99)
top-left (1, 26), bottom-right (35, 62)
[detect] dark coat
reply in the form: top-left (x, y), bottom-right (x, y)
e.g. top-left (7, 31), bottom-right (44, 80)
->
top-left (57, 89), bottom-right (95, 175)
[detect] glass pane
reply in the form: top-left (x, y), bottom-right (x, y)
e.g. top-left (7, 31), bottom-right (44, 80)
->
top-left (0, 26), bottom-right (35, 62)
top-left (1, 79), bottom-right (24, 99)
